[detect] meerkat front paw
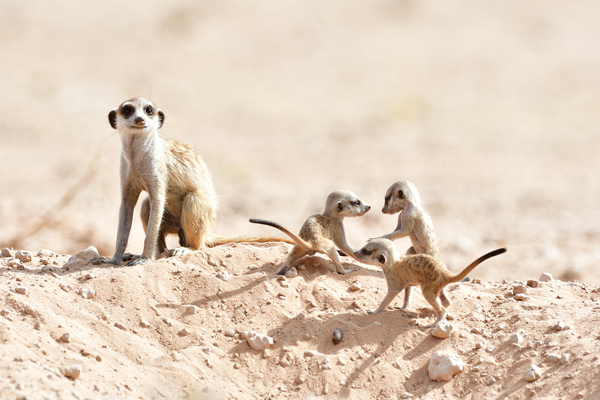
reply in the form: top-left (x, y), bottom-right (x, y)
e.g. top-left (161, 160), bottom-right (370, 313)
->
top-left (171, 247), bottom-right (191, 257)
top-left (126, 257), bottom-right (150, 266)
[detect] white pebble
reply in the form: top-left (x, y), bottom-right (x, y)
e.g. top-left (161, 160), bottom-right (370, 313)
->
top-left (428, 351), bottom-right (464, 381)
top-left (245, 331), bottom-right (274, 350)
top-left (545, 353), bottom-right (561, 362)
top-left (60, 333), bottom-right (71, 343)
top-left (79, 288), bottom-right (96, 299)
top-left (216, 271), bottom-right (230, 281)
top-left (25, 305), bottom-right (35, 315)
top-left (15, 251), bottom-right (32, 263)
top-left (431, 320), bottom-right (454, 339)
top-left (1, 248), bottom-right (14, 257)
top-left (560, 354), bottom-right (570, 365)
top-left (514, 293), bottom-right (527, 301)
top-left (285, 267), bottom-right (298, 278)
top-left (524, 365), bottom-right (541, 382)
top-left (475, 342), bottom-right (485, 349)
top-left (486, 345), bottom-right (495, 353)
top-left (61, 364), bottom-right (82, 381)
top-left (555, 321), bottom-right (565, 331)
top-left (224, 330), bottom-right (235, 337)
top-left (37, 249), bottom-right (55, 257)
top-left (140, 320), bottom-right (150, 328)
top-left (349, 282), bottom-right (362, 291)
top-left (163, 318), bottom-right (172, 326)
top-left (508, 333), bottom-right (523, 345)
top-left (304, 350), bottom-right (317, 357)
top-left (187, 305), bottom-right (199, 314)
top-left (64, 246), bottom-right (100, 269)
top-left (178, 328), bottom-right (191, 336)
top-left (8, 259), bottom-right (24, 269)
top-left (539, 272), bottom-right (554, 282)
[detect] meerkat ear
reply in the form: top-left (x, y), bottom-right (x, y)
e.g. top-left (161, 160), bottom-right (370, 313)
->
top-left (108, 109), bottom-right (118, 129)
top-left (337, 202), bottom-right (343, 212)
top-left (378, 254), bottom-right (386, 264)
top-left (398, 190), bottom-right (404, 199)
top-left (157, 110), bottom-right (165, 129)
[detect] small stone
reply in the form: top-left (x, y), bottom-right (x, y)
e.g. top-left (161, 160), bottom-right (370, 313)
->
top-left (61, 364), bottom-right (82, 381)
top-left (431, 320), bottom-right (454, 339)
top-left (279, 280), bottom-right (290, 288)
top-left (60, 333), bottom-right (71, 343)
top-left (114, 322), bottom-right (126, 331)
top-left (34, 322), bottom-right (42, 330)
top-left (508, 333), bottom-right (523, 345)
top-left (349, 282), bottom-right (362, 291)
top-left (524, 365), bottom-right (542, 382)
top-left (245, 331), bottom-right (274, 350)
top-left (475, 342), bottom-right (484, 349)
top-left (81, 349), bottom-right (91, 356)
top-left (374, 321), bottom-right (382, 326)
top-left (0, 309), bottom-right (9, 316)
top-left (471, 327), bottom-right (484, 335)
top-left (560, 354), bottom-right (570, 365)
top-left (178, 328), bottom-right (191, 336)
top-left (25, 305), bottom-right (35, 315)
top-left (1, 248), bottom-right (14, 257)
top-left (234, 363), bottom-right (242, 369)
top-left (15, 286), bottom-right (28, 295)
top-left (304, 350), bottom-right (317, 357)
top-left (84, 273), bottom-right (95, 280)
top-left (64, 246), bottom-right (100, 269)
top-left (8, 259), bottom-right (24, 269)
top-left (15, 251), bottom-right (32, 263)
top-left (527, 280), bottom-right (540, 288)
top-left (428, 351), bottom-right (464, 381)
top-left (555, 321), bottom-right (565, 331)
top-left (486, 345), bottom-right (495, 353)
top-left (332, 328), bottom-right (344, 344)
top-left (202, 346), bottom-right (211, 354)
top-left (59, 283), bottom-right (72, 292)
top-left (498, 323), bottom-right (506, 330)
top-left (140, 320), bottom-right (150, 328)
top-left (224, 330), bottom-right (235, 337)
top-left (37, 249), bottom-right (55, 257)
top-left (539, 272), bottom-right (554, 282)
top-left (400, 393), bottom-right (412, 399)
top-left (216, 271), bottom-right (230, 281)
top-left (545, 353), bottom-right (561, 362)
top-left (297, 312), bottom-right (306, 320)
top-left (79, 288), bottom-right (96, 299)
top-left (285, 267), bottom-right (298, 278)
top-left (513, 285), bottom-right (527, 295)
top-left (96, 355), bottom-right (102, 362)
top-left (486, 376), bottom-right (497, 385)
top-left (163, 318), bottom-right (172, 326)
top-left (514, 293), bottom-right (527, 301)
top-left (187, 305), bottom-right (199, 314)
top-left (277, 294), bottom-right (286, 300)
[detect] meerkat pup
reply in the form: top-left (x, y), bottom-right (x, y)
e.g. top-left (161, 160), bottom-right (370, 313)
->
top-left (250, 190), bottom-right (371, 275)
top-left (355, 238), bottom-right (506, 327)
top-left (104, 97), bottom-right (292, 266)
top-left (375, 180), bottom-right (441, 309)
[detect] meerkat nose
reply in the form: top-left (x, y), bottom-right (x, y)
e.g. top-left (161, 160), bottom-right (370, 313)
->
top-left (134, 117), bottom-right (144, 124)
top-left (366, 205), bottom-right (371, 211)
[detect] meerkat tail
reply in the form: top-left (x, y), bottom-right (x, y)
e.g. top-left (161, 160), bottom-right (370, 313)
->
top-left (447, 248), bottom-right (507, 284)
top-left (249, 218), bottom-right (312, 252)
top-left (208, 235), bottom-right (295, 247)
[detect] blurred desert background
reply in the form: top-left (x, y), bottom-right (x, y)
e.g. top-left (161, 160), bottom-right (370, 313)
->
top-left (1, 0), bottom-right (599, 283)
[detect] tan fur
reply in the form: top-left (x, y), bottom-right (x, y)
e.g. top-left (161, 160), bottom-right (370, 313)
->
top-left (104, 97), bottom-right (292, 266)
top-left (355, 239), bottom-right (505, 327)
top-left (251, 190), bottom-right (371, 275)
top-left (377, 180), bottom-right (441, 309)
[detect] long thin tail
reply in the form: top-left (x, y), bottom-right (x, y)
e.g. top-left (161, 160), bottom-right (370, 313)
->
top-left (249, 218), bottom-right (312, 252)
top-left (448, 248), bottom-right (507, 284)
top-left (208, 234), bottom-right (295, 247)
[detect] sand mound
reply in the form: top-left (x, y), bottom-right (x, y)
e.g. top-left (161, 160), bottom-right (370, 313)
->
top-left (1, 243), bottom-right (599, 399)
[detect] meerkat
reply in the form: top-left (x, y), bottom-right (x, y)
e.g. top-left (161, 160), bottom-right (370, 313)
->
top-left (250, 190), bottom-right (371, 275)
top-left (103, 97), bottom-right (293, 266)
top-left (374, 180), bottom-right (441, 309)
top-left (355, 238), bottom-right (506, 327)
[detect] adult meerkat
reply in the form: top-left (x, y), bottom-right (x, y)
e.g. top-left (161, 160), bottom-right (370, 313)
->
top-left (250, 190), bottom-right (371, 275)
top-left (103, 97), bottom-right (292, 266)
top-left (355, 238), bottom-right (506, 327)
top-left (375, 180), bottom-right (441, 309)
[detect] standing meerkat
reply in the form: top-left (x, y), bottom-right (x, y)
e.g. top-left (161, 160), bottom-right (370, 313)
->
top-left (103, 97), bottom-right (292, 266)
top-left (355, 238), bottom-right (506, 327)
top-left (250, 190), bottom-right (371, 275)
top-left (375, 180), bottom-right (441, 309)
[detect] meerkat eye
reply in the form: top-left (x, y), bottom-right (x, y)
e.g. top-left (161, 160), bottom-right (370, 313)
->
top-left (122, 105), bottom-right (133, 116)
top-left (385, 195), bottom-right (391, 203)
top-left (145, 106), bottom-right (154, 115)
top-left (361, 248), bottom-right (367, 254)
top-left (378, 254), bottom-right (386, 263)
top-left (354, 200), bottom-right (361, 206)
top-left (398, 190), bottom-right (404, 199)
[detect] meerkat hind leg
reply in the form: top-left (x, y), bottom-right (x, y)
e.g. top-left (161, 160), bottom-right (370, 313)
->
top-left (325, 246), bottom-right (353, 275)
top-left (421, 287), bottom-right (447, 328)
top-left (277, 246), bottom-right (308, 275)
top-left (141, 197), bottom-right (183, 257)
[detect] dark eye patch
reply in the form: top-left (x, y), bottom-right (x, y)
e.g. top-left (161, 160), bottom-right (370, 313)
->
top-left (122, 105), bottom-right (133, 116)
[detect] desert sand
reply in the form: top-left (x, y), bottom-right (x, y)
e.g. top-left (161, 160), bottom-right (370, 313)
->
top-left (0, 1), bottom-right (599, 399)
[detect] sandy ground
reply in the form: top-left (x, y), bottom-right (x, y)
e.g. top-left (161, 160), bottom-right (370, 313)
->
top-left (0, 1), bottom-right (599, 399)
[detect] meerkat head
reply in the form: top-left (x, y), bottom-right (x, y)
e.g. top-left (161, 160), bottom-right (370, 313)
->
top-left (108, 97), bottom-right (164, 132)
top-left (382, 180), bottom-right (421, 214)
top-left (354, 238), bottom-right (399, 267)
top-left (324, 190), bottom-right (371, 218)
